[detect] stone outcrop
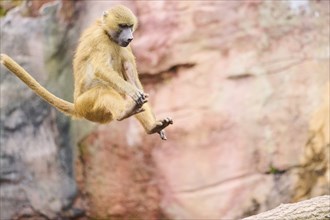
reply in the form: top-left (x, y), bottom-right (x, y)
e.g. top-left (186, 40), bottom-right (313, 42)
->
top-left (0, 1), bottom-right (80, 219)
top-left (294, 83), bottom-right (330, 201)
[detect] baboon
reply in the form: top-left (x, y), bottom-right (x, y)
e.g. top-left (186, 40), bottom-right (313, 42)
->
top-left (1, 5), bottom-right (173, 140)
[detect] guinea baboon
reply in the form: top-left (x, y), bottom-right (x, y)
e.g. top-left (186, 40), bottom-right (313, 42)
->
top-left (0, 5), bottom-right (173, 140)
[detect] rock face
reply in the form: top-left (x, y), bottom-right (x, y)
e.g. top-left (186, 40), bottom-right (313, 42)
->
top-left (294, 82), bottom-right (330, 201)
top-left (0, 0), bottom-right (329, 219)
top-left (0, 1), bottom-right (80, 219)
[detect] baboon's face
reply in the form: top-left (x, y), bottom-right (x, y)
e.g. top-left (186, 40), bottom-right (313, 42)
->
top-left (110, 24), bottom-right (134, 47)
top-left (102, 5), bottom-right (137, 47)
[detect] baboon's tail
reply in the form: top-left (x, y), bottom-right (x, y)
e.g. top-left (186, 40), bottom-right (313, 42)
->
top-left (0, 54), bottom-right (76, 116)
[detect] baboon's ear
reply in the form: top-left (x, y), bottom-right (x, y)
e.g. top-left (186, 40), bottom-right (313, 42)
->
top-left (103, 11), bottom-right (108, 17)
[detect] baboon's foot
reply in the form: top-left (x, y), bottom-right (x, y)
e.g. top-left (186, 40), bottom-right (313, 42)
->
top-left (148, 117), bottom-right (173, 140)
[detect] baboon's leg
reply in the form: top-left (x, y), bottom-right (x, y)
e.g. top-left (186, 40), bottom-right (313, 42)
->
top-left (75, 87), bottom-right (144, 123)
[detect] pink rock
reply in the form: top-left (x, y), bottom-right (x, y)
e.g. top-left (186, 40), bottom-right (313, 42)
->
top-left (77, 0), bottom-right (329, 218)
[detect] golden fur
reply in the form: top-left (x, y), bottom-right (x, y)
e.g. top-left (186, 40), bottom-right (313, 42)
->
top-left (1, 5), bottom-right (172, 139)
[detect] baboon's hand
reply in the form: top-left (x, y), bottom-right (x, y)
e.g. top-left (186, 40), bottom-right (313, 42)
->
top-left (129, 89), bottom-right (149, 106)
top-left (149, 117), bottom-right (173, 140)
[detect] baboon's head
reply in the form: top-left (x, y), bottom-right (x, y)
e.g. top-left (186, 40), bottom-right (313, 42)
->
top-left (102, 5), bottom-right (138, 47)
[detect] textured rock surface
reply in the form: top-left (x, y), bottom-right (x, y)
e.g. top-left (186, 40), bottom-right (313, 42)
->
top-left (133, 1), bottom-right (329, 219)
top-left (294, 82), bottom-right (330, 201)
top-left (243, 195), bottom-right (330, 220)
top-left (0, 1), bottom-right (79, 219)
top-left (0, 0), bottom-right (329, 219)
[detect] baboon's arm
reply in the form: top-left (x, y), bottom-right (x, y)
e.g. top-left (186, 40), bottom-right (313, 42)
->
top-left (90, 55), bottom-right (147, 105)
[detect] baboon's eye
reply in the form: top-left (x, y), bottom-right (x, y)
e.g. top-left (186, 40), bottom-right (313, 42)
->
top-left (118, 24), bottom-right (134, 29)
top-left (118, 24), bottom-right (128, 28)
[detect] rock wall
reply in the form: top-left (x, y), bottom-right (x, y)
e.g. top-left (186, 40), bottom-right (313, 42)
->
top-left (0, 1), bottom-right (81, 219)
top-left (0, 0), bottom-right (329, 219)
top-left (294, 82), bottom-right (330, 201)
top-left (131, 1), bottom-right (330, 219)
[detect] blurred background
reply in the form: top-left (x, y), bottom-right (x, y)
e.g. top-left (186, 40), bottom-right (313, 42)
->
top-left (0, 0), bottom-right (329, 219)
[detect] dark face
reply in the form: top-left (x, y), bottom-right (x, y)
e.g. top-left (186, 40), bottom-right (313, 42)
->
top-left (110, 24), bottom-right (134, 47)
